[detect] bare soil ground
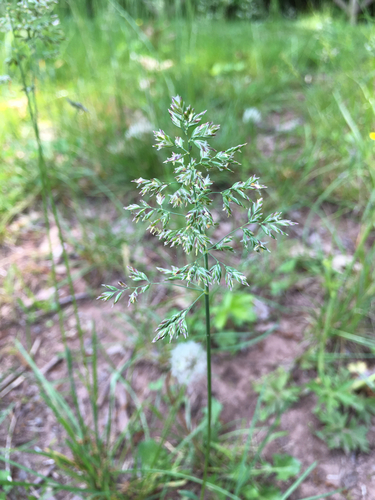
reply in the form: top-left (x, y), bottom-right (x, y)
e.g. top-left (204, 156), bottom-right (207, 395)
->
top-left (1, 203), bottom-right (375, 500)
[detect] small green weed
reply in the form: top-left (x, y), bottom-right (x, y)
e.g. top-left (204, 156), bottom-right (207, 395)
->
top-left (211, 292), bottom-right (259, 350)
top-left (316, 412), bottom-right (369, 455)
top-left (308, 366), bottom-right (375, 454)
top-left (255, 364), bottom-right (375, 455)
top-left (212, 292), bottom-right (257, 332)
top-left (254, 367), bottom-right (301, 421)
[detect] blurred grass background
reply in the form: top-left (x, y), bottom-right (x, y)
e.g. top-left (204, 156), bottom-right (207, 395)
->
top-left (1, 0), bottom-right (375, 215)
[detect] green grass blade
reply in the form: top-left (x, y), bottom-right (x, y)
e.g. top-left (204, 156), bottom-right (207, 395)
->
top-left (280, 462), bottom-right (317, 500)
top-left (65, 346), bottom-right (87, 435)
top-left (90, 324), bottom-right (100, 447)
top-left (235, 385), bottom-right (264, 495)
top-left (298, 489), bottom-right (344, 500)
top-left (16, 340), bottom-right (82, 440)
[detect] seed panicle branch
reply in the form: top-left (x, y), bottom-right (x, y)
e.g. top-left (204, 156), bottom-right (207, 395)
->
top-left (0, 1), bottom-right (63, 65)
top-left (99, 96), bottom-right (296, 342)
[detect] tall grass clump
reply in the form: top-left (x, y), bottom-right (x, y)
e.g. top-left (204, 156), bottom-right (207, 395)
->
top-left (99, 95), bottom-right (297, 497)
top-left (0, 0), bottom-right (88, 343)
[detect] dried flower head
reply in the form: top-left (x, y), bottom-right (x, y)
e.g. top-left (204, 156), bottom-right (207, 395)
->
top-left (170, 341), bottom-right (206, 386)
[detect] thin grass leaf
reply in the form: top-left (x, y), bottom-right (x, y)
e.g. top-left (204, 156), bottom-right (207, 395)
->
top-left (235, 385), bottom-right (265, 495)
top-left (16, 341), bottom-right (82, 440)
top-left (280, 462), bottom-right (317, 500)
top-left (108, 364), bottom-right (150, 441)
top-left (335, 330), bottom-right (375, 349)
top-left (118, 468), bottom-right (241, 500)
top-left (65, 346), bottom-right (86, 435)
top-left (298, 489), bottom-right (345, 500)
top-left (91, 325), bottom-right (100, 448)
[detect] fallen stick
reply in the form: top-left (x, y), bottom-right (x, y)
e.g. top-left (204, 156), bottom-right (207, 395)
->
top-left (0, 337), bottom-right (42, 394)
top-left (5, 404), bottom-right (19, 480)
top-left (0, 352), bottom-right (63, 399)
top-left (2, 292), bottom-right (93, 329)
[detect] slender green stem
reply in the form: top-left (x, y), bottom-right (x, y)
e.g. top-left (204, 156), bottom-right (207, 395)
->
top-left (318, 290), bottom-right (336, 377)
top-left (152, 282), bottom-right (204, 292)
top-left (123, 282), bottom-right (203, 292)
top-left (158, 209), bottom-right (186, 217)
top-left (9, 15), bottom-right (90, 426)
top-left (15, 44), bottom-right (87, 373)
top-left (10, 24), bottom-right (68, 345)
top-left (206, 223), bottom-right (247, 252)
top-left (200, 251), bottom-right (211, 500)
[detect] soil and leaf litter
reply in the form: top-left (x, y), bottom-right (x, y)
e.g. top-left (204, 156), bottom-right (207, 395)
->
top-left (1, 1), bottom-right (375, 499)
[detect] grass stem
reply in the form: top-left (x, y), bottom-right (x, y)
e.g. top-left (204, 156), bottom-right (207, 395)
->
top-left (200, 251), bottom-right (212, 500)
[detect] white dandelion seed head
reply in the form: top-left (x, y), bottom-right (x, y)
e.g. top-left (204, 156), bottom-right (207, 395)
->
top-left (170, 341), bottom-right (206, 386)
top-left (125, 117), bottom-right (154, 139)
top-left (242, 107), bottom-right (262, 125)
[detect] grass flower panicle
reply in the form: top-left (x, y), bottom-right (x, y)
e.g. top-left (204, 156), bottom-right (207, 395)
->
top-left (99, 95), bottom-right (296, 343)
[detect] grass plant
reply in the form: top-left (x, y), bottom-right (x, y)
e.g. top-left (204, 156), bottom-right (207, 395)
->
top-left (98, 95), bottom-right (296, 497)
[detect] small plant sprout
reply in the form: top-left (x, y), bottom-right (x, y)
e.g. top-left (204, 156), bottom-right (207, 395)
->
top-left (98, 95), bottom-right (296, 498)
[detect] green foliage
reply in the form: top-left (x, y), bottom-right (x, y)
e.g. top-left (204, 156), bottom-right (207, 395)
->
top-left (254, 368), bottom-right (301, 421)
top-left (316, 237), bottom-right (375, 375)
top-left (196, 0), bottom-right (265, 20)
top-left (308, 367), bottom-right (375, 454)
top-left (2, 2), bottom-right (375, 497)
top-left (210, 292), bottom-right (258, 350)
top-left (254, 365), bottom-right (375, 455)
top-left (316, 412), bottom-right (370, 455)
top-left (0, 338), bottom-right (313, 500)
top-left (0, 470), bottom-right (12, 499)
top-left (269, 454), bottom-right (301, 481)
top-left (61, 0), bottom-right (267, 20)
top-left (212, 292), bottom-right (256, 331)
top-left (137, 438), bottom-right (171, 468)
top-left (0, 0), bottom-right (63, 64)
top-left (243, 484), bottom-right (281, 500)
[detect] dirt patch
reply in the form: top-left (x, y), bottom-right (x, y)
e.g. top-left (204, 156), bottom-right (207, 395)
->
top-left (1, 203), bottom-right (374, 499)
